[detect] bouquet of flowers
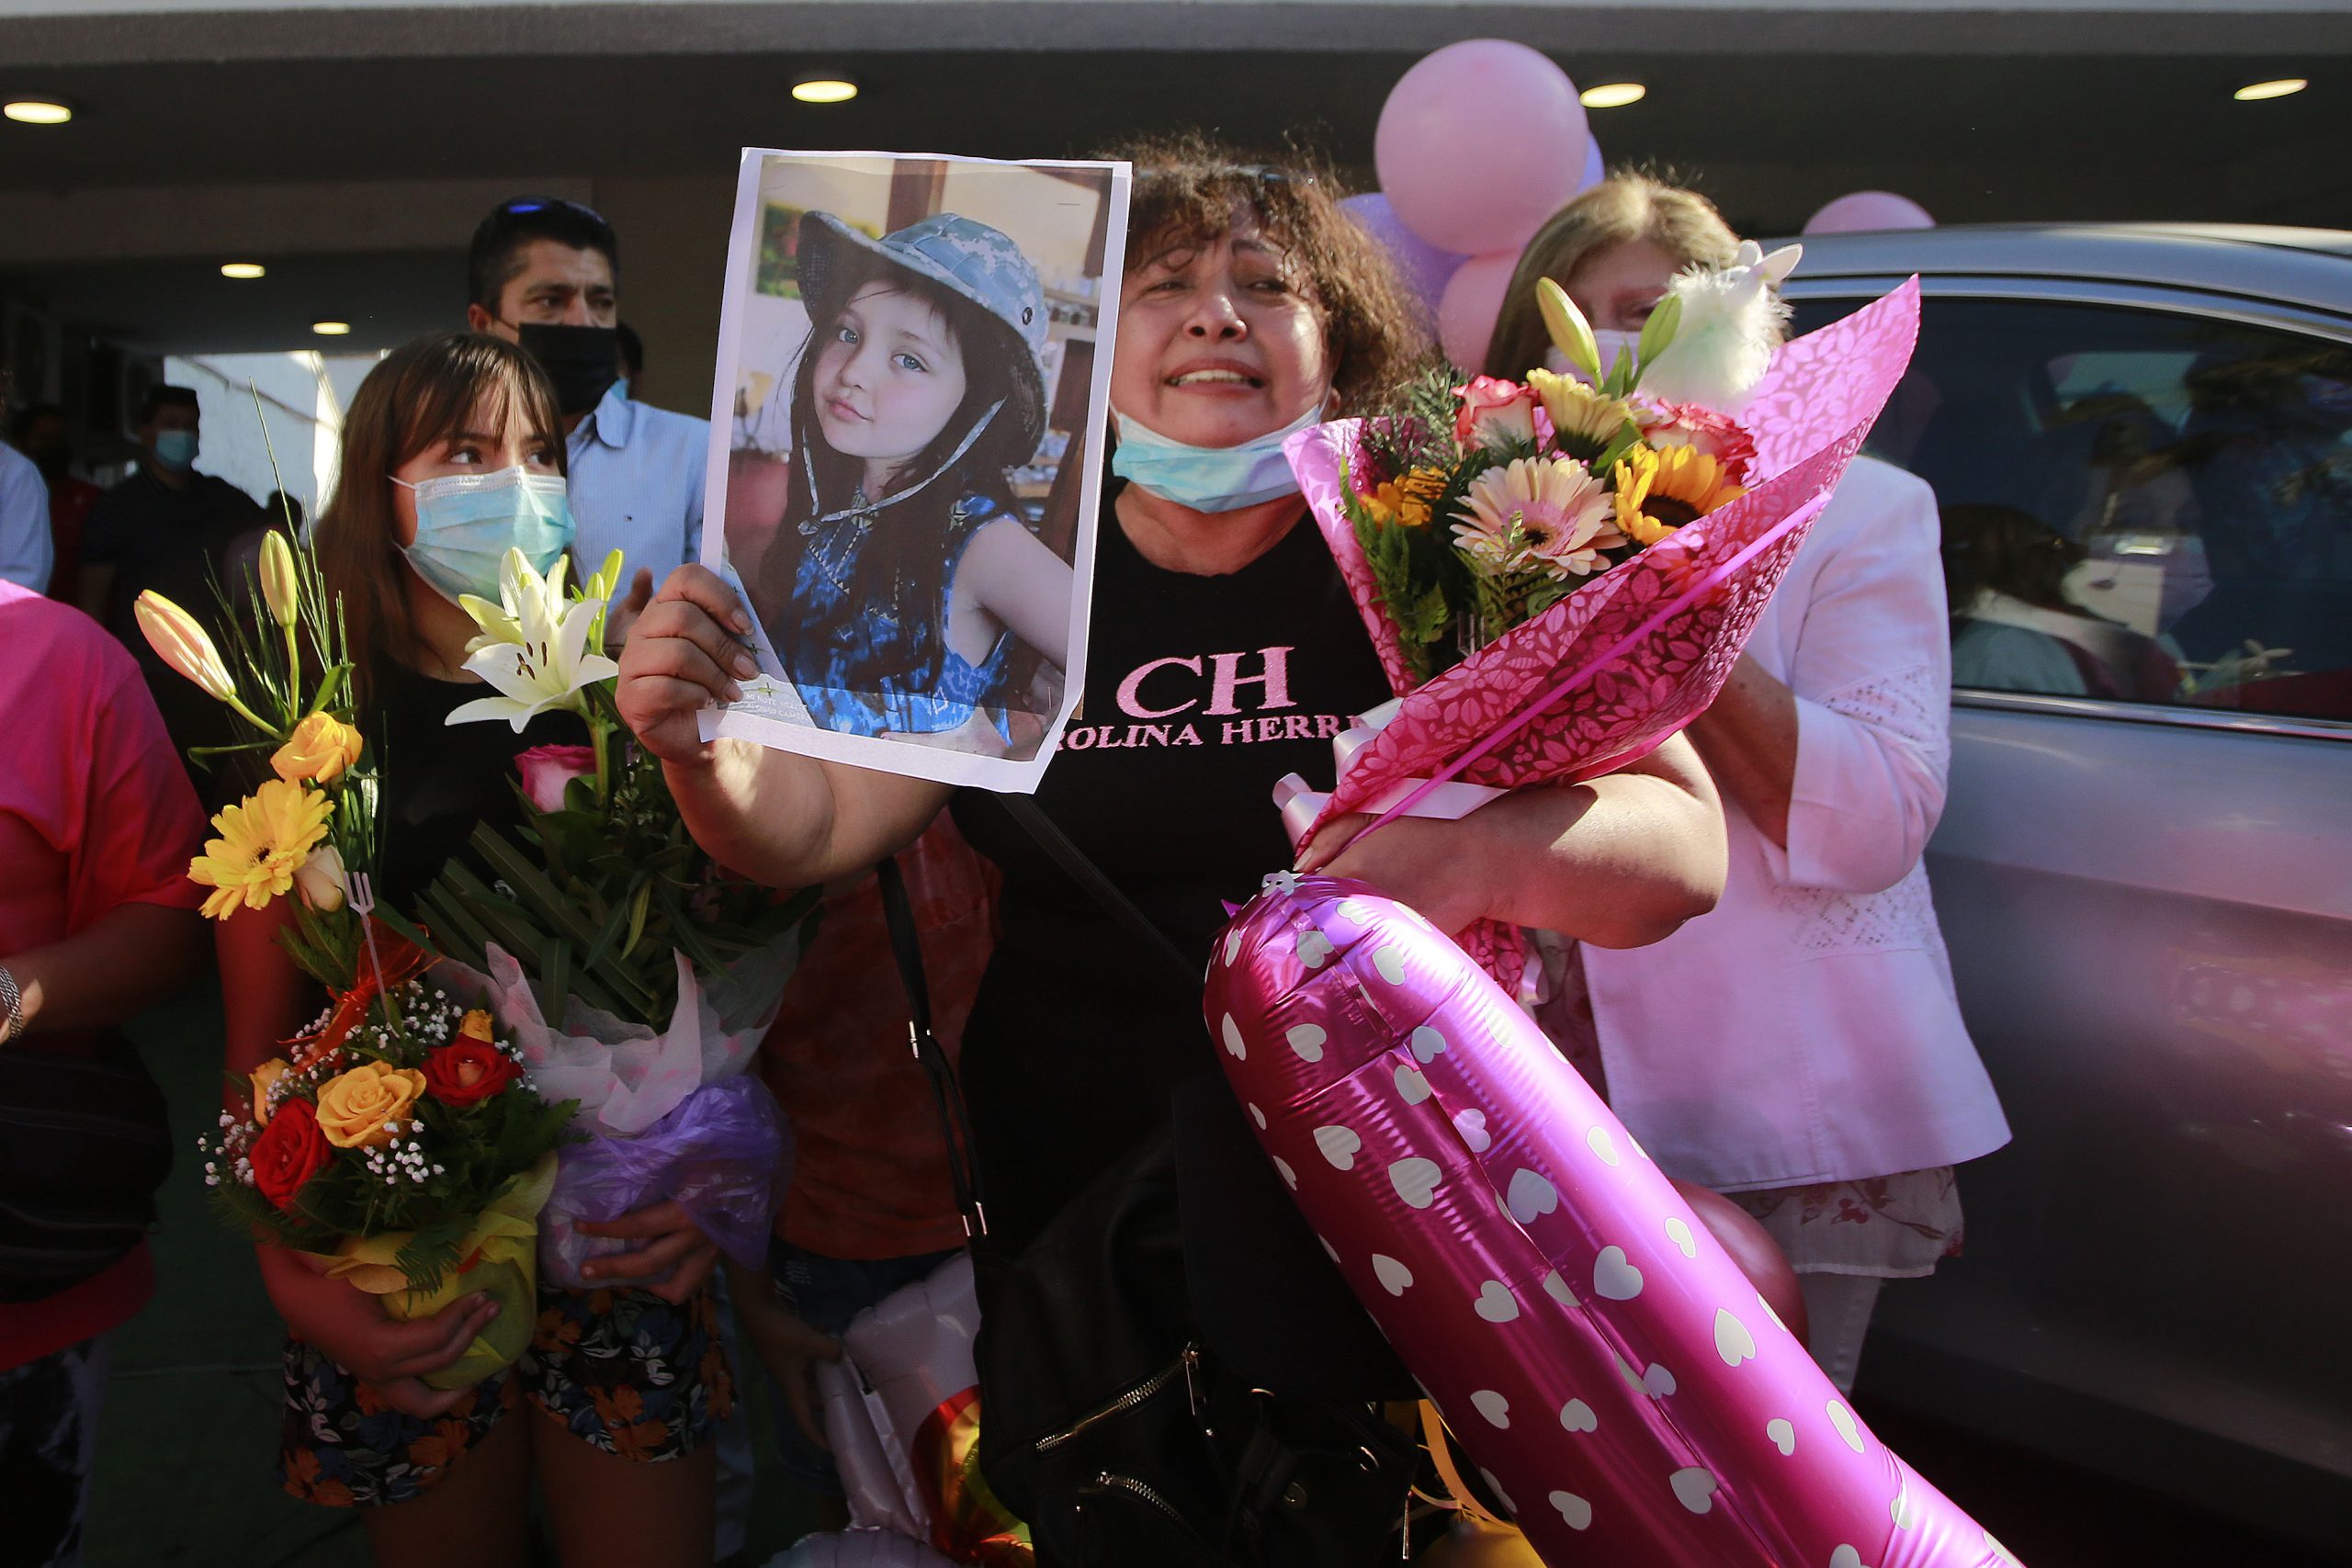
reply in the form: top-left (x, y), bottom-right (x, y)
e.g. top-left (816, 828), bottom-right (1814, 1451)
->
top-left (140, 520), bottom-right (577, 1390)
top-left (1281, 252), bottom-right (1924, 986)
top-left (383, 547), bottom-right (820, 1290)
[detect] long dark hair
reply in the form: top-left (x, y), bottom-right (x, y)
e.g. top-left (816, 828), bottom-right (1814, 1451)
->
top-left (314, 332), bottom-right (565, 708)
top-left (782, 251), bottom-right (1044, 691)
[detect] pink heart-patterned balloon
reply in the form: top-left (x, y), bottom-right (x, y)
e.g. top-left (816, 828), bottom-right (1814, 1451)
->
top-left (1204, 873), bottom-right (2021, 1568)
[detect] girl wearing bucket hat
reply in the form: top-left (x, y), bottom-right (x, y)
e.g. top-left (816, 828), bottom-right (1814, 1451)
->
top-left (755, 210), bottom-right (1072, 748)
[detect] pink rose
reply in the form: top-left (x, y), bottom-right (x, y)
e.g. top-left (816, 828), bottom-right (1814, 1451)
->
top-left (1634, 400), bottom-right (1759, 483)
top-left (1453, 376), bottom-right (1540, 452)
top-left (515, 743), bottom-right (598, 813)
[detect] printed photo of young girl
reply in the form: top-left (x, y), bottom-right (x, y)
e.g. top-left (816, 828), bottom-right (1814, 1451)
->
top-left (706, 153), bottom-right (1127, 791)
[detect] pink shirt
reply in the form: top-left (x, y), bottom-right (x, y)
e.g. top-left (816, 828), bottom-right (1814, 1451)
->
top-left (0, 581), bottom-right (206, 1367)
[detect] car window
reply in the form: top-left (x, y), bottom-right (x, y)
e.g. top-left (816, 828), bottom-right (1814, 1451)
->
top-left (1790, 294), bottom-right (2352, 723)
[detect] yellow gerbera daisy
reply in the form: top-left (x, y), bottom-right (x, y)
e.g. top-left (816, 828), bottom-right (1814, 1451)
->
top-left (1453, 457), bottom-right (1624, 579)
top-left (1611, 445), bottom-right (1748, 547)
top-left (188, 779), bottom-right (335, 921)
top-left (1527, 370), bottom-right (1639, 461)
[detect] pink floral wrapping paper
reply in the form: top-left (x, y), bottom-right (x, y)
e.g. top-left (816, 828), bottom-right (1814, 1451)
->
top-left (1283, 281), bottom-right (1922, 986)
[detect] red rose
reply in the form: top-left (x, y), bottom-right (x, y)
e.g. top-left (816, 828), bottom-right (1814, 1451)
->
top-left (250, 1097), bottom-right (332, 1212)
top-left (1453, 375), bottom-right (1539, 452)
top-left (424, 1037), bottom-right (522, 1108)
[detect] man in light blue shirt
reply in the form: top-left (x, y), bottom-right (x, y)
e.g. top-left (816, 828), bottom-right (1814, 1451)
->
top-left (464, 197), bottom-right (707, 599)
top-left (0, 374), bottom-right (54, 594)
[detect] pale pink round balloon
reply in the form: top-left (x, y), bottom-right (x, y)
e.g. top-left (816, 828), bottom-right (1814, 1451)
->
top-left (1804, 190), bottom-right (1935, 235)
top-left (1376, 40), bottom-right (1590, 255)
top-left (1437, 250), bottom-right (1523, 370)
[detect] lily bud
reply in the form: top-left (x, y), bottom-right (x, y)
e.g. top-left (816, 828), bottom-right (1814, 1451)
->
top-left (259, 530), bottom-right (300, 628)
top-left (134, 592), bottom-right (237, 703)
top-left (1537, 278), bottom-right (1602, 386)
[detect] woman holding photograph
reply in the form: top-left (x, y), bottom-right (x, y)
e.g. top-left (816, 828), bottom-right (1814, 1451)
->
top-left (622, 140), bottom-right (1727, 1547)
top-left (745, 212), bottom-right (1072, 748)
top-left (219, 332), bottom-right (730, 1568)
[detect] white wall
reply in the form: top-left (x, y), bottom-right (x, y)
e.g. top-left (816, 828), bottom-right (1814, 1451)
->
top-left (164, 349), bottom-right (379, 518)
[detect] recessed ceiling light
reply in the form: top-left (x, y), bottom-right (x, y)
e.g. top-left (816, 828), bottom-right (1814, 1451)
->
top-left (791, 74), bottom-right (859, 105)
top-left (3, 99), bottom-right (73, 126)
top-left (1580, 82), bottom-right (1646, 109)
top-left (220, 262), bottom-right (266, 280)
top-left (2233, 77), bottom-right (2308, 101)
top-left (311, 321), bottom-right (352, 337)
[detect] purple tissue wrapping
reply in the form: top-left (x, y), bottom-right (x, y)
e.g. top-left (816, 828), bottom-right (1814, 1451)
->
top-left (539, 1076), bottom-right (793, 1290)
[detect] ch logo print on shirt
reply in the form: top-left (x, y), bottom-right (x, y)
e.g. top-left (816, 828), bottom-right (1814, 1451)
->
top-left (1060, 646), bottom-right (1351, 750)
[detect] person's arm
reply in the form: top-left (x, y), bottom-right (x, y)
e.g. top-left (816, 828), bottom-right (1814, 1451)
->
top-left (1299, 731), bottom-right (1725, 948)
top-left (74, 563), bottom-right (114, 625)
top-left (6, 903), bottom-right (204, 1038)
top-left (617, 564), bottom-right (949, 886)
top-left (726, 1258), bottom-right (841, 1448)
top-left (959, 517), bottom-right (1074, 670)
top-left (0, 457), bottom-right (51, 593)
top-left (1689, 463), bottom-right (1953, 894)
top-left (1682, 654), bottom-right (1797, 848)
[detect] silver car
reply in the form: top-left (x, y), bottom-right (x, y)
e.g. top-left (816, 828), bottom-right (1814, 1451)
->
top-left (1781, 226), bottom-right (2352, 1551)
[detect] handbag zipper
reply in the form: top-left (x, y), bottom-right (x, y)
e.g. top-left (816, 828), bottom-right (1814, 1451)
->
top-left (1035, 1343), bottom-right (1198, 1454)
top-left (1086, 1471), bottom-right (1188, 1526)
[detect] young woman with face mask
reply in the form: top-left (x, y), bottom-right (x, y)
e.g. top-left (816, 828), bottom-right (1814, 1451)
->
top-left (1486, 178), bottom-right (2011, 1394)
top-left (619, 143), bottom-right (1728, 1541)
top-left (217, 333), bottom-right (730, 1568)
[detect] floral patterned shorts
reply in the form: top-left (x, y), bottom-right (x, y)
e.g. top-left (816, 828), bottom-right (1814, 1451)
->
top-left (279, 1284), bottom-right (733, 1509)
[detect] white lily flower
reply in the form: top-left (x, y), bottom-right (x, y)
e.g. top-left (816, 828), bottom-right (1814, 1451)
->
top-left (446, 549), bottom-right (618, 731)
top-left (1638, 240), bottom-right (1802, 412)
top-left (458, 552), bottom-right (573, 656)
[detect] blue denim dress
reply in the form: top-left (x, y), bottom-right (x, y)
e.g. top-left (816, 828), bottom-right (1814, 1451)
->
top-left (788, 493), bottom-right (1015, 738)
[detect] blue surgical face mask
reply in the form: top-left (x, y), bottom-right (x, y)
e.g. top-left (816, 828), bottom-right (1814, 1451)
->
top-left (1110, 403), bottom-right (1326, 513)
top-left (153, 428), bottom-right (199, 470)
top-left (1543, 329), bottom-right (1644, 385)
top-left (390, 465), bottom-right (574, 604)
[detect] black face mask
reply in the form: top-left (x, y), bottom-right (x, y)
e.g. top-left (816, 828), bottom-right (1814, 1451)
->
top-left (514, 322), bottom-right (621, 416)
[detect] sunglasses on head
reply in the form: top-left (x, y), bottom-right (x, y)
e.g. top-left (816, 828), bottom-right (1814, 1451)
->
top-left (498, 197), bottom-right (610, 227)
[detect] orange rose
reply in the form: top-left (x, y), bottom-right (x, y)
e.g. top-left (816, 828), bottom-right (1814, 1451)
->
top-left (271, 712), bottom-right (364, 785)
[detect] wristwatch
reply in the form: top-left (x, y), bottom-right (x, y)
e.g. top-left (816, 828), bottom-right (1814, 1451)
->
top-left (0, 964), bottom-right (22, 1043)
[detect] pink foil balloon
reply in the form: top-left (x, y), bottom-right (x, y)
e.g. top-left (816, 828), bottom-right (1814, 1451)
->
top-left (1204, 874), bottom-right (2023, 1568)
top-left (1804, 190), bottom-right (1935, 235)
top-left (1376, 40), bottom-right (1589, 255)
top-left (1438, 249), bottom-right (1524, 370)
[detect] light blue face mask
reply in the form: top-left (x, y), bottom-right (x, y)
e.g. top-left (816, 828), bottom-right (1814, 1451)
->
top-left (1110, 403), bottom-right (1326, 513)
top-left (153, 429), bottom-right (199, 471)
top-left (391, 465), bottom-right (574, 604)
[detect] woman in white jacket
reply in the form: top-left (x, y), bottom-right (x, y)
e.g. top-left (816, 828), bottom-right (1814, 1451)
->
top-left (1486, 176), bottom-right (2010, 1390)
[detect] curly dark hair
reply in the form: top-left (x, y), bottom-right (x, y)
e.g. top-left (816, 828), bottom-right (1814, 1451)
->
top-left (1104, 132), bottom-right (1428, 413)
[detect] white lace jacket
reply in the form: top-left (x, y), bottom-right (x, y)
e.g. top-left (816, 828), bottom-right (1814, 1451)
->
top-left (1577, 457), bottom-right (2012, 1191)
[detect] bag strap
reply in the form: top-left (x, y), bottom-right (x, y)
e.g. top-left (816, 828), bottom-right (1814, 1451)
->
top-left (998, 795), bottom-right (1197, 989)
top-left (876, 856), bottom-right (991, 1241)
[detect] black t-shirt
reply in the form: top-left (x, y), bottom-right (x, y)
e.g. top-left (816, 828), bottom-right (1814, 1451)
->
top-left (369, 660), bottom-right (587, 911)
top-left (83, 469), bottom-right (263, 649)
top-left (952, 485), bottom-right (1391, 1249)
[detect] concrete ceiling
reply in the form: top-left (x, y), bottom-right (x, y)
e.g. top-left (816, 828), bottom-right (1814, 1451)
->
top-left (1, 8), bottom-right (2346, 358)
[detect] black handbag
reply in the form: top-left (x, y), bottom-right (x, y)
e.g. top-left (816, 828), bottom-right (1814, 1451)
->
top-left (876, 807), bottom-right (1418, 1568)
top-left (0, 1031), bottom-right (174, 1303)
